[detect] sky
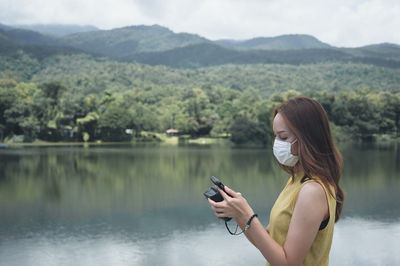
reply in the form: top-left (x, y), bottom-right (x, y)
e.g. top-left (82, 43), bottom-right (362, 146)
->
top-left (0, 0), bottom-right (399, 47)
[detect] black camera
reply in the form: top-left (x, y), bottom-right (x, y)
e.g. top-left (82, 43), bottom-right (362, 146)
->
top-left (204, 176), bottom-right (232, 221)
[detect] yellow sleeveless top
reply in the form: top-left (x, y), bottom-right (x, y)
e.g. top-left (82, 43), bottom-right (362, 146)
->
top-left (267, 172), bottom-right (336, 266)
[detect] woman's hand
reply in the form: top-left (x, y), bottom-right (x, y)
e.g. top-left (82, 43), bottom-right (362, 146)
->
top-left (207, 185), bottom-right (254, 221)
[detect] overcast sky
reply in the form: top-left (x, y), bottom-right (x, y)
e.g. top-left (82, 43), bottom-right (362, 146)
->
top-left (1, 0), bottom-right (399, 47)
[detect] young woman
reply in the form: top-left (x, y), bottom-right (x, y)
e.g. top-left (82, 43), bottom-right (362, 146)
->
top-left (208, 96), bottom-right (344, 266)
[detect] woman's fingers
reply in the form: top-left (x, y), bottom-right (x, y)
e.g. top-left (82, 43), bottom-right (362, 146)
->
top-left (208, 198), bottom-right (223, 207)
top-left (208, 188), bottom-right (246, 219)
top-left (208, 186), bottom-right (253, 220)
top-left (208, 199), bottom-right (226, 214)
top-left (217, 187), bottom-right (229, 200)
top-left (208, 198), bottom-right (229, 217)
top-left (208, 199), bottom-right (226, 210)
top-left (215, 212), bottom-right (227, 218)
top-left (217, 185), bottom-right (241, 201)
top-left (224, 185), bottom-right (238, 196)
top-left (209, 202), bottom-right (222, 211)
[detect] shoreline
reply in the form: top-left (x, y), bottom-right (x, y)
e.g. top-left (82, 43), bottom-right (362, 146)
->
top-left (1, 135), bottom-right (398, 149)
top-left (0, 136), bottom-right (233, 148)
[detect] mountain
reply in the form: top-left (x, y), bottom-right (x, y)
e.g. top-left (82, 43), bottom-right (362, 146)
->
top-left (343, 43), bottom-right (400, 62)
top-left (0, 28), bottom-right (61, 46)
top-left (0, 29), bottom-right (15, 46)
top-left (1, 23), bottom-right (399, 69)
top-left (13, 24), bottom-right (99, 37)
top-left (128, 43), bottom-right (353, 68)
top-left (127, 43), bottom-right (238, 68)
top-left (62, 24), bottom-right (211, 58)
top-left (0, 24), bottom-right (13, 30)
top-left (126, 42), bottom-right (400, 68)
top-left (215, 34), bottom-right (331, 50)
top-left (0, 28), bottom-right (86, 61)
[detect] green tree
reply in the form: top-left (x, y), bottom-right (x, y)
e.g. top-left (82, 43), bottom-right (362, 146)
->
top-left (0, 80), bottom-right (17, 139)
top-left (230, 114), bottom-right (269, 145)
top-left (98, 103), bottom-right (131, 141)
top-left (77, 112), bottom-right (99, 141)
top-left (376, 92), bottom-right (400, 135)
top-left (3, 83), bottom-right (42, 141)
top-left (331, 88), bottom-right (380, 140)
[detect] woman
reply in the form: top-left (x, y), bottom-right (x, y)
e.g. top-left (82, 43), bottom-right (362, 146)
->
top-left (208, 96), bottom-right (344, 266)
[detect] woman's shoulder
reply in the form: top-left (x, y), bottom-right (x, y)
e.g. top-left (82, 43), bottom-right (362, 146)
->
top-left (301, 177), bottom-right (337, 205)
top-left (299, 181), bottom-right (327, 203)
top-left (295, 181), bottom-right (329, 221)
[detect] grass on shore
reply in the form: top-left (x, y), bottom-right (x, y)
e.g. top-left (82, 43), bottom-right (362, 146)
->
top-left (0, 132), bottom-right (233, 147)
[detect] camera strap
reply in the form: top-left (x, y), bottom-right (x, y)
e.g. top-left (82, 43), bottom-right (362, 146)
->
top-left (224, 213), bottom-right (258, 235)
top-left (225, 220), bottom-right (241, 235)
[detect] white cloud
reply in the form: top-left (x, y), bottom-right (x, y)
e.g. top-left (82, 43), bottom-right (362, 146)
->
top-left (0, 0), bottom-right (399, 47)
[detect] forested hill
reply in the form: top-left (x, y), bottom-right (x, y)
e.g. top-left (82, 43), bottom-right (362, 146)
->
top-left (0, 28), bottom-right (87, 60)
top-left (11, 24), bottom-right (99, 37)
top-left (0, 28), bottom-right (61, 46)
top-left (0, 24), bottom-right (13, 30)
top-left (215, 34), bottom-right (331, 50)
top-left (59, 25), bottom-right (400, 68)
top-left (1, 23), bottom-right (400, 94)
top-left (62, 25), bottom-right (211, 57)
top-left (127, 43), bottom-right (400, 68)
top-left (1, 23), bottom-right (400, 68)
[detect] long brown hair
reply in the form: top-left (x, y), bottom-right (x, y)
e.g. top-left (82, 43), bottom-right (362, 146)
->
top-left (273, 96), bottom-right (344, 222)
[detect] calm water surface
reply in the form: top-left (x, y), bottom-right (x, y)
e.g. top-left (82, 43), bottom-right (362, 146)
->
top-left (0, 143), bottom-right (399, 265)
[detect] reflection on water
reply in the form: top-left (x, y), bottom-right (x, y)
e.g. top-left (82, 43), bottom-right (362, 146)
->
top-left (331, 218), bottom-right (400, 266)
top-left (0, 143), bottom-right (399, 265)
top-left (0, 218), bottom-right (398, 266)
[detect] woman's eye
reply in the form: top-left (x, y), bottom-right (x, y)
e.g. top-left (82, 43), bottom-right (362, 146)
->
top-left (280, 137), bottom-right (287, 141)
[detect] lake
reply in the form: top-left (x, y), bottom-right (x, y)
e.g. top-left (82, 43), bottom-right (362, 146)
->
top-left (0, 143), bottom-right (399, 265)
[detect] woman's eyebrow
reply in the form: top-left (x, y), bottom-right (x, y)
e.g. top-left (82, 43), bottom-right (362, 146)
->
top-left (276, 130), bottom-right (288, 134)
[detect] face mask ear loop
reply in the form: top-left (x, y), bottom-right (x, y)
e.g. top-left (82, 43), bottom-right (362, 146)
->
top-left (291, 139), bottom-right (298, 145)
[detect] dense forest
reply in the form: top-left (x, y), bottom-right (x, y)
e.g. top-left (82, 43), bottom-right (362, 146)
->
top-left (0, 24), bottom-right (399, 144)
top-left (1, 76), bottom-right (399, 144)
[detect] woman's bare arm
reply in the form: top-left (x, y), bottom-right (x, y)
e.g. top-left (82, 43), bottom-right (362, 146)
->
top-left (209, 182), bottom-right (328, 266)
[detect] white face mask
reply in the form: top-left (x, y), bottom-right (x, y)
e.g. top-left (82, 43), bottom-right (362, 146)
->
top-left (273, 139), bottom-right (298, 167)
